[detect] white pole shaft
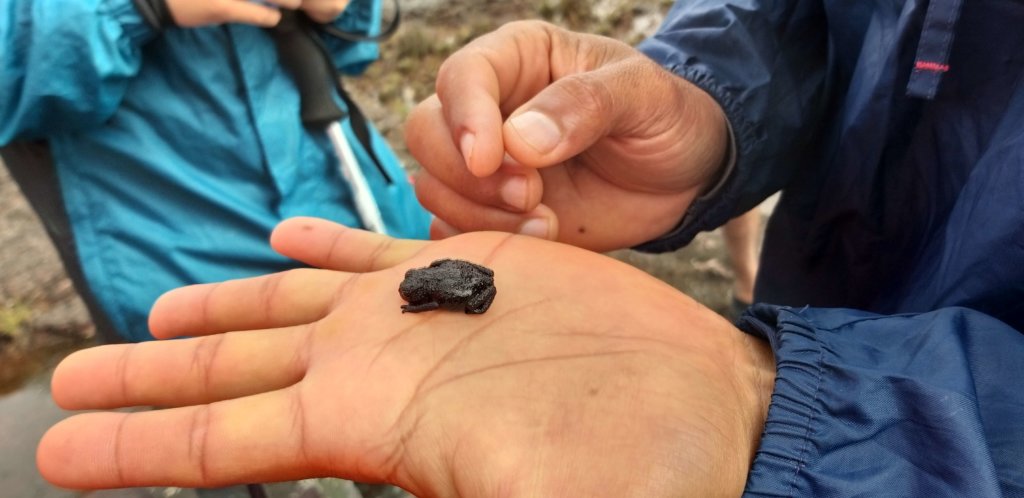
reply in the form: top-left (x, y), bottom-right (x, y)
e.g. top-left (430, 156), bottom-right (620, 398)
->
top-left (326, 122), bottom-right (387, 234)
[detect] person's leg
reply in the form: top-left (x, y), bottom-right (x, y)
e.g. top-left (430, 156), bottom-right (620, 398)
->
top-left (722, 208), bottom-right (763, 315)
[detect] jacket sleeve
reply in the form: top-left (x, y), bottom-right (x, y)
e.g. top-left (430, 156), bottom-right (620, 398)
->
top-left (0, 0), bottom-right (156, 143)
top-left (634, 0), bottom-right (832, 251)
top-left (739, 304), bottom-right (1024, 497)
top-left (319, 0), bottom-right (383, 76)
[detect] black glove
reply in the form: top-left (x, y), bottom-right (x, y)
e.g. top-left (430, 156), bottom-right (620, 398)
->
top-left (133, 0), bottom-right (176, 30)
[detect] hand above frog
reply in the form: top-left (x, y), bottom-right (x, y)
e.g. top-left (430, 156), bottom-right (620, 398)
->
top-left (406, 21), bottom-right (730, 252)
top-left (38, 217), bottom-right (774, 498)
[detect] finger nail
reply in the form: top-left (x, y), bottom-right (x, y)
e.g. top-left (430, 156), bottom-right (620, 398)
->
top-left (517, 218), bottom-right (552, 239)
top-left (499, 176), bottom-right (528, 211)
top-left (508, 111), bottom-right (561, 154)
top-left (460, 132), bottom-right (475, 169)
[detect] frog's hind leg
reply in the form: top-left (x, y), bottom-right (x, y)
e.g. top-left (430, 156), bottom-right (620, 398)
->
top-left (402, 301), bottom-right (441, 313)
top-left (465, 286), bottom-right (497, 314)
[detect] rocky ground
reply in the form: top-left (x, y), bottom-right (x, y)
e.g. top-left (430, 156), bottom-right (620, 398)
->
top-left (0, 159), bottom-right (94, 394)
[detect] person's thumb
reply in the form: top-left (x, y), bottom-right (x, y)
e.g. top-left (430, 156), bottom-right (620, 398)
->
top-left (502, 71), bottom-right (616, 168)
top-left (501, 56), bottom-right (728, 195)
top-left (502, 57), bottom-right (676, 170)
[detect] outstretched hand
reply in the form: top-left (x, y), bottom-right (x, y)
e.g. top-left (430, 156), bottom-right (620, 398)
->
top-left (38, 217), bottom-right (772, 497)
top-left (406, 21), bottom-right (729, 252)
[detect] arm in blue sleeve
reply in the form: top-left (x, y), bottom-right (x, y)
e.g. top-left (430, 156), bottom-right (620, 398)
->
top-left (319, 0), bottom-right (383, 76)
top-left (0, 0), bottom-right (156, 143)
top-left (634, 0), bottom-right (832, 251)
top-left (739, 304), bottom-right (1024, 497)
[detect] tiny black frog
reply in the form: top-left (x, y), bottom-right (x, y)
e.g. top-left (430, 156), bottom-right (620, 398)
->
top-left (399, 259), bottom-right (496, 314)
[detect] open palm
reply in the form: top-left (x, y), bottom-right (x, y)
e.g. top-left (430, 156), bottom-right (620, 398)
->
top-left (38, 218), bottom-right (769, 497)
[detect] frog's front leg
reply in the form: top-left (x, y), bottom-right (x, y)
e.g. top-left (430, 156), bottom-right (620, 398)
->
top-left (402, 301), bottom-right (441, 313)
top-left (465, 286), bottom-right (497, 314)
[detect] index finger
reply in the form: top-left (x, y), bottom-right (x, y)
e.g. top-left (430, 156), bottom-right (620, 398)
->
top-left (270, 217), bottom-right (428, 272)
top-left (149, 219), bottom-right (428, 338)
top-left (435, 21), bottom-right (558, 177)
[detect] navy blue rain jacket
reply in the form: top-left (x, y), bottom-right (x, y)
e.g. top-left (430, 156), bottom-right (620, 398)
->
top-left (638, 0), bottom-right (1024, 495)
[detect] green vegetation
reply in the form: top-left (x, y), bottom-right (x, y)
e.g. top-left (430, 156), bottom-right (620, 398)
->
top-left (0, 303), bottom-right (31, 343)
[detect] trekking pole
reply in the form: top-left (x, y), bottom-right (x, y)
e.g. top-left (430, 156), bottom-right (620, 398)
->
top-left (268, 10), bottom-right (388, 234)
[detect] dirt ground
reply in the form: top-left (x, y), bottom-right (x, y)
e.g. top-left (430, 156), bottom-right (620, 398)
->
top-left (0, 0), bottom-right (752, 403)
top-left (0, 159), bottom-right (94, 394)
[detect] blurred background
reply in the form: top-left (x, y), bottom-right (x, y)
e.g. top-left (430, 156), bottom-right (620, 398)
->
top-left (0, 1), bottom-right (770, 496)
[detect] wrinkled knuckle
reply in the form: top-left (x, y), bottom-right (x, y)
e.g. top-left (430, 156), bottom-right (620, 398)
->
top-left (117, 345), bottom-right (138, 402)
top-left (261, 271), bottom-right (300, 316)
top-left (188, 405), bottom-right (212, 482)
top-left (365, 236), bottom-right (396, 270)
top-left (562, 74), bottom-right (614, 121)
top-left (193, 334), bottom-right (226, 398)
top-left (435, 57), bottom-right (461, 97)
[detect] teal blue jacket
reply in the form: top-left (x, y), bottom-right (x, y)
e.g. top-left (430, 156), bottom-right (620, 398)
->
top-left (0, 0), bottom-right (430, 341)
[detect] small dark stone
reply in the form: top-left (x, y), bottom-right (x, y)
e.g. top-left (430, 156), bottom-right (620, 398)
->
top-left (399, 259), bottom-right (496, 314)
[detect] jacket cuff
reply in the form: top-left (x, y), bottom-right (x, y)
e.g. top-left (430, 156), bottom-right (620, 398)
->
top-left (735, 304), bottom-right (825, 496)
top-left (734, 305), bottom-right (1012, 497)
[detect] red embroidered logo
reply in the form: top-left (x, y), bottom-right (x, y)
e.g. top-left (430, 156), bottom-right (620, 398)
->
top-left (915, 61), bottom-right (950, 73)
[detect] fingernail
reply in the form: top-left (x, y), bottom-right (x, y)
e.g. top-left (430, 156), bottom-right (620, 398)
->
top-left (518, 218), bottom-right (551, 239)
top-left (499, 176), bottom-right (528, 211)
top-left (508, 111), bottom-right (561, 154)
top-left (460, 133), bottom-right (475, 168)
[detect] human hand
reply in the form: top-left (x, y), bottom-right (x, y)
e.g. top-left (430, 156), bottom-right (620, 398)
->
top-left (406, 21), bottom-right (729, 252)
top-left (164, 0), bottom-right (302, 27)
top-left (38, 217), bottom-right (772, 497)
top-left (299, 0), bottom-right (351, 24)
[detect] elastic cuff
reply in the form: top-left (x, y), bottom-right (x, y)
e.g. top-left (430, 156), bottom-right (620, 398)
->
top-left (701, 118), bottom-right (736, 198)
top-left (736, 304), bottom-right (824, 497)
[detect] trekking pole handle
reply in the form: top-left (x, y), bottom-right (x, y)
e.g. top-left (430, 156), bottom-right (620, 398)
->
top-left (267, 10), bottom-right (345, 128)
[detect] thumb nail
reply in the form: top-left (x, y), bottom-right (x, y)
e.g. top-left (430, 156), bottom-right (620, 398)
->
top-left (517, 218), bottom-right (552, 239)
top-left (508, 111), bottom-right (561, 154)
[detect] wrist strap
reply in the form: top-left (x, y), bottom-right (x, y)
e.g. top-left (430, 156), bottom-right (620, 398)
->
top-left (133, 0), bottom-right (176, 30)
